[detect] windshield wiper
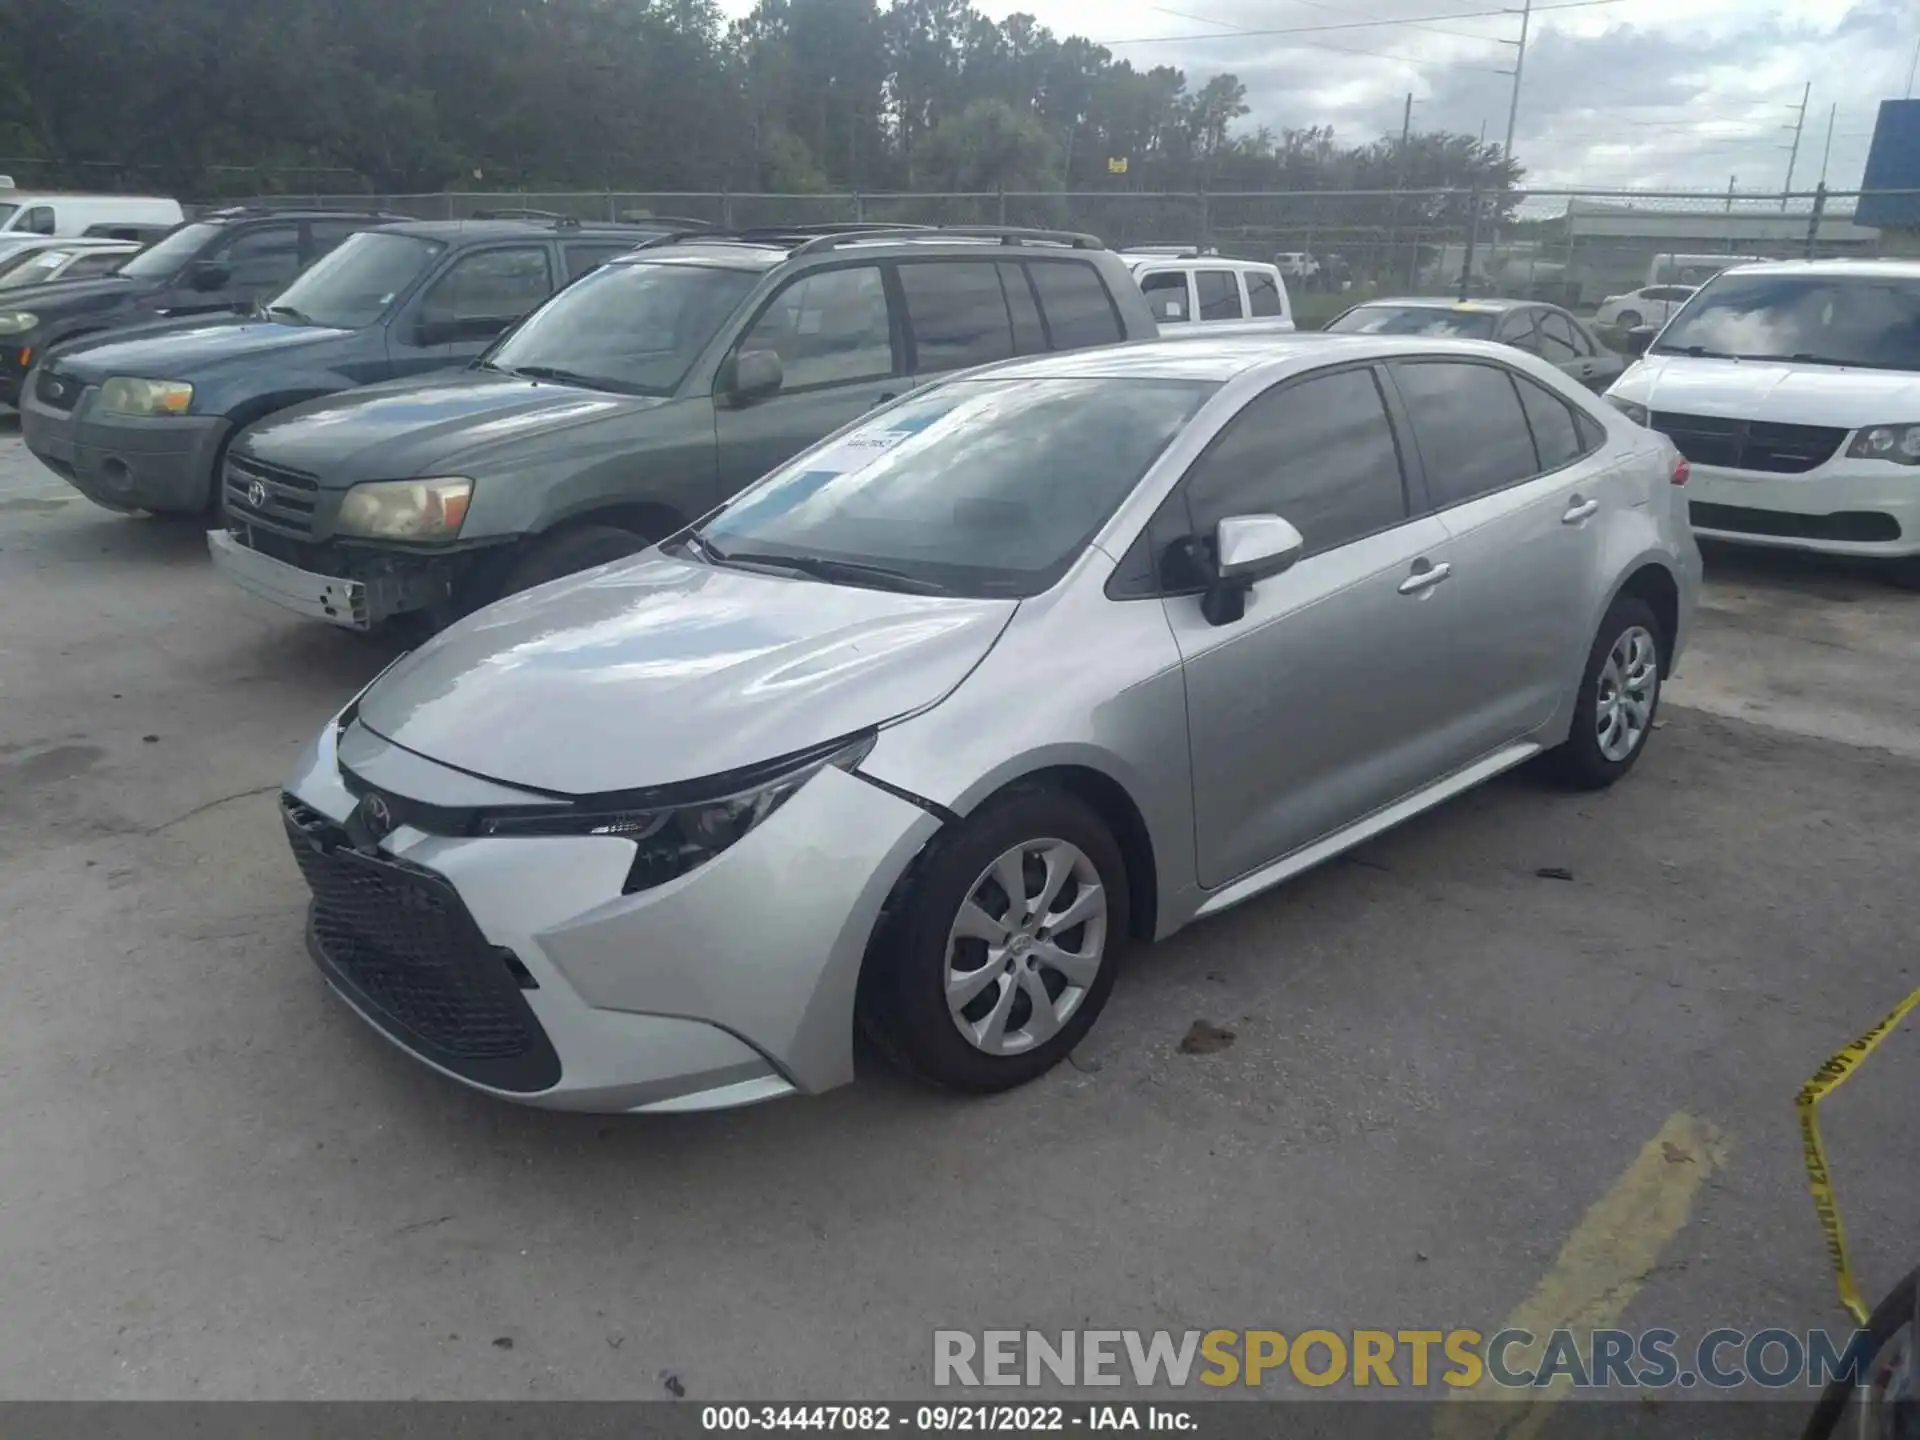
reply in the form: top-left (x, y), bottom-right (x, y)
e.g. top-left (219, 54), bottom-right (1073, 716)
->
top-left (710, 548), bottom-right (953, 596)
top-left (509, 364), bottom-right (610, 389)
top-left (263, 303), bottom-right (314, 325)
top-left (1650, 344), bottom-right (1739, 359)
top-left (664, 531), bottom-right (723, 565)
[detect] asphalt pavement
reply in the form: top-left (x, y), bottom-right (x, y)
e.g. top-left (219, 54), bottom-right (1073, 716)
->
top-left (1, 415), bottom-right (1916, 1406)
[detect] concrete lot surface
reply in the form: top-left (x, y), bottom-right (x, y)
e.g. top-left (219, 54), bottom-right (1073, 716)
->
top-left (2, 416), bottom-right (1916, 1407)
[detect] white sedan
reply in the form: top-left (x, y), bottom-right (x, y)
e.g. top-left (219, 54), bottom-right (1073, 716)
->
top-left (1595, 285), bottom-right (1697, 331)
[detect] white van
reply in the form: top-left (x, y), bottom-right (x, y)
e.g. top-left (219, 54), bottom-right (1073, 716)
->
top-left (1123, 249), bottom-right (1295, 333)
top-left (0, 185), bottom-right (184, 241)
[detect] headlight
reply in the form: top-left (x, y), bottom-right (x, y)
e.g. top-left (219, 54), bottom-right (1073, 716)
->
top-left (1846, 423), bottom-right (1920, 464)
top-left (477, 732), bottom-right (877, 893)
top-left (1605, 396), bottom-right (1650, 427)
top-left (0, 312), bottom-right (36, 336)
top-left (99, 376), bottom-right (193, 416)
top-left (336, 477), bottom-right (473, 539)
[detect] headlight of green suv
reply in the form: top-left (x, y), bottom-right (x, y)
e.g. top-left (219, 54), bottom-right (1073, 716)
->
top-left (99, 377), bottom-right (194, 416)
top-left (1846, 423), bottom-right (1920, 464)
top-left (335, 477), bottom-right (474, 540)
top-left (0, 312), bottom-right (36, 336)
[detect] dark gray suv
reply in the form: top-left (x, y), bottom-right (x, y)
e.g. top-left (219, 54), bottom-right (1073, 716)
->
top-left (206, 225), bottom-right (1159, 631)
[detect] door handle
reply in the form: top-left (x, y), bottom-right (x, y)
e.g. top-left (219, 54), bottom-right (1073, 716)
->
top-left (1562, 497), bottom-right (1600, 524)
top-left (1397, 560), bottom-right (1452, 595)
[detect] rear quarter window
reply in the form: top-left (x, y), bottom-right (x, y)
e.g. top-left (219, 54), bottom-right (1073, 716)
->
top-left (1026, 260), bottom-right (1123, 350)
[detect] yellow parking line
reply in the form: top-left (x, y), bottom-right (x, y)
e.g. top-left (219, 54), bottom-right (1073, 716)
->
top-left (1434, 1111), bottom-right (1729, 1440)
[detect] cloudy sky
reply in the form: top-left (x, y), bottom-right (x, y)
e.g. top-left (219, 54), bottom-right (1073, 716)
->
top-left (755, 0), bottom-right (1918, 193)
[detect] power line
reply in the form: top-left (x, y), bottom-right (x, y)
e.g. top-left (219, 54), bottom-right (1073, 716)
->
top-left (1097, 0), bottom-right (1622, 47)
top-left (1147, 9), bottom-right (1512, 70)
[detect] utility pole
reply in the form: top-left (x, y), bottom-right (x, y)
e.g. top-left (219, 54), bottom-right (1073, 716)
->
top-left (1500, 0), bottom-right (1532, 161)
top-left (1783, 81), bottom-right (1810, 200)
top-left (1907, 35), bottom-right (1920, 98)
top-left (1818, 102), bottom-right (1837, 188)
top-left (1394, 93), bottom-right (1415, 290)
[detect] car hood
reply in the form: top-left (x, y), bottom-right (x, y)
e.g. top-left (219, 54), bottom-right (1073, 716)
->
top-left (52, 318), bottom-right (355, 380)
top-left (356, 552), bottom-right (1018, 794)
top-left (0, 274), bottom-right (148, 316)
top-left (237, 372), bottom-right (655, 483)
top-left (1613, 355), bottom-right (1920, 424)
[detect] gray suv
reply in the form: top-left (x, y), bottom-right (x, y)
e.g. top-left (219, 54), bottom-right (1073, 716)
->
top-left (207, 225), bottom-right (1158, 631)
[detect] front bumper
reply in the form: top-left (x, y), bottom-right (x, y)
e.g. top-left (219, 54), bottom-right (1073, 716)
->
top-left (209, 527), bottom-right (459, 630)
top-left (1686, 458), bottom-right (1920, 558)
top-left (19, 375), bottom-right (228, 513)
top-left (282, 717), bottom-right (942, 1112)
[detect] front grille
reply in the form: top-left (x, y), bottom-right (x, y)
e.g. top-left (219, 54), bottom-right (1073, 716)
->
top-left (282, 798), bottom-right (560, 1092)
top-left (226, 455), bottom-right (321, 535)
top-left (1690, 502), bottom-right (1901, 543)
top-left (34, 368), bottom-right (79, 412)
top-left (1650, 411), bottom-right (1848, 474)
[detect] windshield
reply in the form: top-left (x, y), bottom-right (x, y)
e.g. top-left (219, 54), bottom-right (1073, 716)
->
top-left (1326, 304), bottom-right (1497, 339)
top-left (0, 204), bottom-right (16, 228)
top-left (117, 221), bottom-right (222, 280)
top-left (1650, 273), bottom-right (1920, 369)
top-left (692, 377), bottom-right (1218, 599)
top-left (0, 249), bottom-right (81, 288)
top-left (484, 260), bottom-right (757, 396)
top-left (264, 231), bottom-right (444, 328)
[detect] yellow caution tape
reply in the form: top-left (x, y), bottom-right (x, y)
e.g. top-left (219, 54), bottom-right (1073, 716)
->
top-left (1796, 985), bottom-right (1920, 1325)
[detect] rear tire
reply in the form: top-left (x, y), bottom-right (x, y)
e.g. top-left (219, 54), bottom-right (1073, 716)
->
top-left (860, 787), bottom-right (1128, 1093)
top-left (1615, 308), bottom-right (1643, 329)
top-left (1883, 556), bottom-right (1920, 591)
top-left (499, 523), bottom-right (651, 598)
top-left (1547, 595), bottom-right (1665, 790)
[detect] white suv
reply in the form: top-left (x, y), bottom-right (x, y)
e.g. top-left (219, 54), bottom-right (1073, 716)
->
top-left (1124, 250), bottom-right (1294, 333)
top-left (1606, 259), bottom-right (1920, 585)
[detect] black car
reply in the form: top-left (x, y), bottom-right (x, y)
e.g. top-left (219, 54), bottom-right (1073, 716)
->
top-left (0, 206), bottom-right (401, 409)
top-left (18, 217), bottom-right (683, 516)
top-left (1324, 297), bottom-right (1626, 390)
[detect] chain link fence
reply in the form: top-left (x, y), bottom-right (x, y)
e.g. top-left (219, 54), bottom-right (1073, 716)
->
top-left (176, 183), bottom-right (1920, 314)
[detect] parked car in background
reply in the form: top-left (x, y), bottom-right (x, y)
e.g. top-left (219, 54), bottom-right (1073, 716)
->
top-left (1646, 252), bottom-right (1754, 288)
top-left (0, 237), bottom-right (138, 289)
top-left (208, 225), bottom-right (1159, 632)
top-left (0, 185), bottom-right (183, 240)
top-left (0, 207), bottom-right (404, 410)
top-left (1595, 285), bottom-right (1697, 331)
top-left (1274, 251), bottom-right (1320, 283)
top-left (20, 217), bottom-right (673, 516)
top-left (1124, 249), bottom-right (1294, 332)
top-left (1605, 259), bottom-right (1920, 587)
top-left (1325, 297), bottom-right (1625, 391)
top-left (275, 331), bottom-right (1696, 1112)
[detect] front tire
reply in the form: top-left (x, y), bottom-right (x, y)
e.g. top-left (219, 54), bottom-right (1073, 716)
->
top-left (1547, 595), bottom-right (1665, 789)
top-left (1615, 308), bottom-right (1643, 329)
top-left (861, 787), bottom-right (1128, 1093)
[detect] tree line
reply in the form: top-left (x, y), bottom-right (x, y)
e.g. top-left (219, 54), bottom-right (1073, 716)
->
top-left (0, 0), bottom-right (1521, 202)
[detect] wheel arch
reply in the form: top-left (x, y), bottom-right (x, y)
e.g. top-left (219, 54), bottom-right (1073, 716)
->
top-left (1608, 558), bottom-right (1681, 664)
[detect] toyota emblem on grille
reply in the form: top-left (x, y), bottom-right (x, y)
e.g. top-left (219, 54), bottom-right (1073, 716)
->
top-left (246, 478), bottom-right (269, 510)
top-left (360, 792), bottom-right (393, 838)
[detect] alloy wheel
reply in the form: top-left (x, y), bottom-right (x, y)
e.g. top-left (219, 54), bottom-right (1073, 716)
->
top-left (1596, 624), bottom-right (1659, 762)
top-left (944, 838), bottom-right (1108, 1056)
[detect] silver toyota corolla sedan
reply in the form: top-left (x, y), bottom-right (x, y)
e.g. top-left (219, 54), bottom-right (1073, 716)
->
top-left (281, 333), bottom-right (1700, 1113)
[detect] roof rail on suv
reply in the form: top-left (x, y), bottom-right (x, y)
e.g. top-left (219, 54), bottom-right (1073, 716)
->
top-left (792, 225), bottom-right (1105, 255)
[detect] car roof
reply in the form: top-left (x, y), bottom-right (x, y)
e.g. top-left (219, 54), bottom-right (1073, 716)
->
top-left (1716, 257), bottom-right (1920, 280)
top-left (1124, 252), bottom-right (1275, 269)
top-left (960, 332), bottom-right (1522, 383)
top-left (380, 218), bottom-right (673, 243)
top-left (1353, 295), bottom-right (1543, 313)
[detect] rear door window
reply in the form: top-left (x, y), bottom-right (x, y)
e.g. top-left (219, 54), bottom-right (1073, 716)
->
top-left (1027, 261), bottom-right (1123, 349)
top-left (1139, 270), bottom-right (1191, 323)
top-left (1246, 271), bottom-right (1284, 317)
top-left (305, 219), bottom-right (370, 262)
top-left (899, 261), bottom-right (1015, 374)
top-left (1499, 309), bottom-right (1542, 353)
top-left (216, 225), bottom-right (304, 292)
top-left (1392, 360), bottom-right (1541, 507)
top-left (419, 246), bottom-right (555, 335)
top-left (1195, 270), bottom-right (1244, 322)
top-left (1536, 311), bottom-right (1583, 362)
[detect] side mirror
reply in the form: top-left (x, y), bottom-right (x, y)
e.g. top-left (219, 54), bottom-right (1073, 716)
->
top-left (1624, 325), bottom-right (1658, 356)
top-left (1202, 514), bottom-right (1305, 626)
top-left (188, 260), bottom-right (231, 292)
top-left (726, 349), bottom-right (784, 404)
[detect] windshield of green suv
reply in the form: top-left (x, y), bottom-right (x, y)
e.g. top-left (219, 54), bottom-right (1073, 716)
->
top-left (262, 231), bottom-right (445, 328)
top-left (1650, 272), bottom-right (1920, 369)
top-left (481, 259), bottom-right (758, 395)
top-left (1325, 304), bottom-right (1497, 339)
top-left (116, 221), bottom-right (223, 280)
top-left (687, 377), bottom-right (1218, 599)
